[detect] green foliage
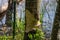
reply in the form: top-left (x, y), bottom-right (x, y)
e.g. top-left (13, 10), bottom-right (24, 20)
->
top-left (40, 13), bottom-right (44, 23)
top-left (0, 36), bottom-right (12, 40)
top-left (15, 34), bottom-right (24, 40)
top-left (15, 15), bottom-right (25, 40)
top-left (28, 28), bottom-right (45, 40)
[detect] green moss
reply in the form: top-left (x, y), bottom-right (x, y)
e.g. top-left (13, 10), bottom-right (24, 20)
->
top-left (25, 9), bottom-right (37, 32)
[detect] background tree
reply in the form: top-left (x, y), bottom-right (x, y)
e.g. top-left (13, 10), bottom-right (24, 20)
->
top-left (6, 0), bottom-right (13, 27)
top-left (40, 0), bottom-right (57, 39)
top-left (51, 0), bottom-right (60, 40)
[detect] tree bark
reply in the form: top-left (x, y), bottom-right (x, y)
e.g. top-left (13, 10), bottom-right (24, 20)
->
top-left (24, 0), bottom-right (41, 40)
top-left (6, 0), bottom-right (13, 27)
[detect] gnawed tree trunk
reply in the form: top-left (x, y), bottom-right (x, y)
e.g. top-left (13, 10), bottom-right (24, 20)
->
top-left (51, 0), bottom-right (60, 40)
top-left (24, 0), bottom-right (41, 40)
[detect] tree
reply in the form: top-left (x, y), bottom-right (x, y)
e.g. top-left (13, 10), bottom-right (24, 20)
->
top-left (24, 0), bottom-right (41, 40)
top-left (0, 0), bottom-right (13, 26)
top-left (51, 0), bottom-right (60, 40)
top-left (6, 0), bottom-right (13, 27)
top-left (0, 0), bottom-right (8, 25)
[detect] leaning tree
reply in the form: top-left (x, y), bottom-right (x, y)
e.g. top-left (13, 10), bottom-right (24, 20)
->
top-left (0, 0), bottom-right (13, 27)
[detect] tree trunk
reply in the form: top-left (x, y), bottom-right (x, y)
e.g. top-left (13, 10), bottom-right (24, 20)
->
top-left (24, 0), bottom-right (41, 40)
top-left (0, 0), bottom-right (8, 25)
top-left (51, 0), bottom-right (60, 40)
top-left (6, 0), bottom-right (13, 27)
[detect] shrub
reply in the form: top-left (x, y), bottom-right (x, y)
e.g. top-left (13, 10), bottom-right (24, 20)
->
top-left (28, 28), bottom-right (45, 40)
